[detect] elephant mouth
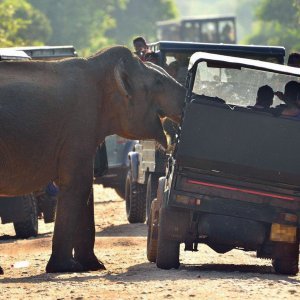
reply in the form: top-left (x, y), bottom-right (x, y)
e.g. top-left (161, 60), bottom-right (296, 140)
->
top-left (157, 109), bottom-right (181, 124)
top-left (157, 109), bottom-right (166, 118)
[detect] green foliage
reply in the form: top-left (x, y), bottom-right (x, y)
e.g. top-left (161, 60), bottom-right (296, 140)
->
top-left (28, 0), bottom-right (126, 55)
top-left (107, 0), bottom-right (179, 46)
top-left (246, 0), bottom-right (300, 54)
top-left (0, 0), bottom-right (50, 47)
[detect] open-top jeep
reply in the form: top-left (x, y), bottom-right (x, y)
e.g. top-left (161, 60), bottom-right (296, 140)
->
top-left (125, 41), bottom-right (286, 224)
top-left (147, 52), bottom-right (300, 275)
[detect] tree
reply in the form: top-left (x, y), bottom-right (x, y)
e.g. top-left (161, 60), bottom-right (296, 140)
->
top-left (245, 0), bottom-right (300, 54)
top-left (0, 0), bottom-right (51, 47)
top-left (28, 0), bottom-right (126, 54)
top-left (107, 0), bottom-right (179, 45)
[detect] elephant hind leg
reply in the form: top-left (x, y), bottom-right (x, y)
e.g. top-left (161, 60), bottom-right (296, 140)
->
top-left (0, 265), bottom-right (3, 275)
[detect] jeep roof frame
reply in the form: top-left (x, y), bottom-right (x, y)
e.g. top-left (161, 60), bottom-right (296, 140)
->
top-left (188, 51), bottom-right (300, 76)
top-left (1, 45), bottom-right (77, 60)
top-left (0, 49), bottom-right (31, 61)
top-left (148, 41), bottom-right (286, 64)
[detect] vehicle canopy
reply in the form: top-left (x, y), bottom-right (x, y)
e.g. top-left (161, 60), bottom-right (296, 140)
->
top-left (0, 49), bottom-right (30, 61)
top-left (148, 41), bottom-right (285, 66)
top-left (2, 45), bottom-right (77, 60)
top-left (176, 52), bottom-right (300, 189)
top-left (156, 15), bottom-right (237, 44)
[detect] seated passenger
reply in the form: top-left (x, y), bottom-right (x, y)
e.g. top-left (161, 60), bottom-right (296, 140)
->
top-left (144, 52), bottom-right (159, 65)
top-left (249, 85), bottom-right (274, 111)
top-left (167, 53), bottom-right (189, 85)
top-left (274, 81), bottom-right (300, 118)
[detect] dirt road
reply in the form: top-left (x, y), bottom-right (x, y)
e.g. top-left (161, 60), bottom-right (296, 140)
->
top-left (0, 184), bottom-right (299, 299)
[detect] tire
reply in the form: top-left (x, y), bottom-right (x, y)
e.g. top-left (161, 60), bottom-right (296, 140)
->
top-left (125, 169), bottom-right (146, 223)
top-left (272, 239), bottom-right (299, 275)
top-left (147, 200), bottom-right (159, 262)
top-left (13, 194), bottom-right (38, 238)
top-left (156, 208), bottom-right (180, 270)
top-left (42, 195), bottom-right (57, 223)
top-left (114, 185), bottom-right (125, 199)
top-left (272, 258), bottom-right (299, 275)
top-left (146, 173), bottom-right (159, 223)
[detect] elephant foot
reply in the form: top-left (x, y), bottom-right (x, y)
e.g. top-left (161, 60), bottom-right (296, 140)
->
top-left (0, 266), bottom-right (3, 275)
top-left (74, 253), bottom-right (106, 271)
top-left (46, 255), bottom-right (84, 273)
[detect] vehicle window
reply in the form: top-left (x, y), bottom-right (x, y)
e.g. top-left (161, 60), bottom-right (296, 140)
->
top-left (218, 21), bottom-right (235, 44)
top-left (201, 22), bottom-right (217, 43)
top-left (192, 61), bottom-right (300, 107)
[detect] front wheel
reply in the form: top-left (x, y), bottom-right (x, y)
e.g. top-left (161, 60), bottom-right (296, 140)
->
top-left (13, 194), bottom-right (38, 238)
top-left (125, 169), bottom-right (146, 223)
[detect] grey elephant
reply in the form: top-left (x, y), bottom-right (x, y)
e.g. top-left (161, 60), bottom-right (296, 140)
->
top-left (0, 46), bottom-right (185, 274)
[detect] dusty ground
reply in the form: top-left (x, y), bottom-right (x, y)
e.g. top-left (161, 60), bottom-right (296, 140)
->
top-left (0, 184), bottom-right (299, 300)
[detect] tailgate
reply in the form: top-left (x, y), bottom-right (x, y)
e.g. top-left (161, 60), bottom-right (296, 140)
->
top-left (176, 98), bottom-right (300, 187)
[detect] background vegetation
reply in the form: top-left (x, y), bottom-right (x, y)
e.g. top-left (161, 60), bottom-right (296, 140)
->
top-left (0, 0), bottom-right (300, 56)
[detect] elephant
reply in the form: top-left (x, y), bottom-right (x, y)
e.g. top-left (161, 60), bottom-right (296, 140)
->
top-left (0, 46), bottom-right (185, 274)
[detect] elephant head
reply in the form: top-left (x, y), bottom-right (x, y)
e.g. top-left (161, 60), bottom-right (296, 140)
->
top-left (111, 49), bottom-right (186, 148)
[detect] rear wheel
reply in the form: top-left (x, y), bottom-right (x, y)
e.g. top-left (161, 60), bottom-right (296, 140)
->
top-left (272, 258), bottom-right (299, 275)
top-left (147, 199), bottom-right (159, 262)
top-left (156, 208), bottom-right (180, 270)
top-left (125, 169), bottom-right (146, 223)
top-left (272, 238), bottom-right (299, 275)
top-left (13, 194), bottom-right (38, 238)
top-left (146, 173), bottom-right (159, 223)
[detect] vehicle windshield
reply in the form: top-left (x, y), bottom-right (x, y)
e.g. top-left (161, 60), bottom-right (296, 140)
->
top-left (192, 61), bottom-right (300, 107)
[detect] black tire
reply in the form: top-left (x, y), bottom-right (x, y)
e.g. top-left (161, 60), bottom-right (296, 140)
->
top-left (41, 195), bottom-right (57, 223)
top-left (146, 173), bottom-right (159, 223)
top-left (156, 209), bottom-right (180, 270)
top-left (272, 258), bottom-right (299, 275)
top-left (125, 169), bottom-right (146, 223)
top-left (13, 194), bottom-right (38, 238)
top-left (272, 239), bottom-right (299, 275)
top-left (114, 185), bottom-right (125, 199)
top-left (147, 200), bottom-right (159, 262)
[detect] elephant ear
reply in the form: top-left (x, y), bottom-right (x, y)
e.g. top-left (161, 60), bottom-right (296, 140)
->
top-left (114, 58), bottom-right (133, 101)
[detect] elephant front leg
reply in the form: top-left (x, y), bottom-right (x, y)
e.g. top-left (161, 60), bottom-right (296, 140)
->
top-left (0, 265), bottom-right (3, 275)
top-left (73, 187), bottom-right (105, 271)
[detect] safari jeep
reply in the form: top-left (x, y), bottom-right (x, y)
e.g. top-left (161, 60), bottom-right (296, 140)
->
top-left (126, 41), bottom-right (286, 224)
top-left (147, 52), bottom-right (300, 275)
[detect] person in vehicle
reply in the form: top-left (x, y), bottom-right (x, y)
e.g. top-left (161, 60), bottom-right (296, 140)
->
top-left (144, 51), bottom-right (159, 64)
top-left (249, 85), bottom-right (274, 111)
top-left (287, 52), bottom-right (300, 67)
top-left (274, 80), bottom-right (300, 118)
top-left (220, 23), bottom-right (234, 44)
top-left (167, 53), bottom-right (189, 85)
top-left (132, 36), bottom-right (152, 61)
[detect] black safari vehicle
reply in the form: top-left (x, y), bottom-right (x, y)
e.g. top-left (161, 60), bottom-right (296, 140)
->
top-left (125, 41), bottom-right (286, 224)
top-left (0, 46), bottom-right (76, 238)
top-left (147, 52), bottom-right (300, 276)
